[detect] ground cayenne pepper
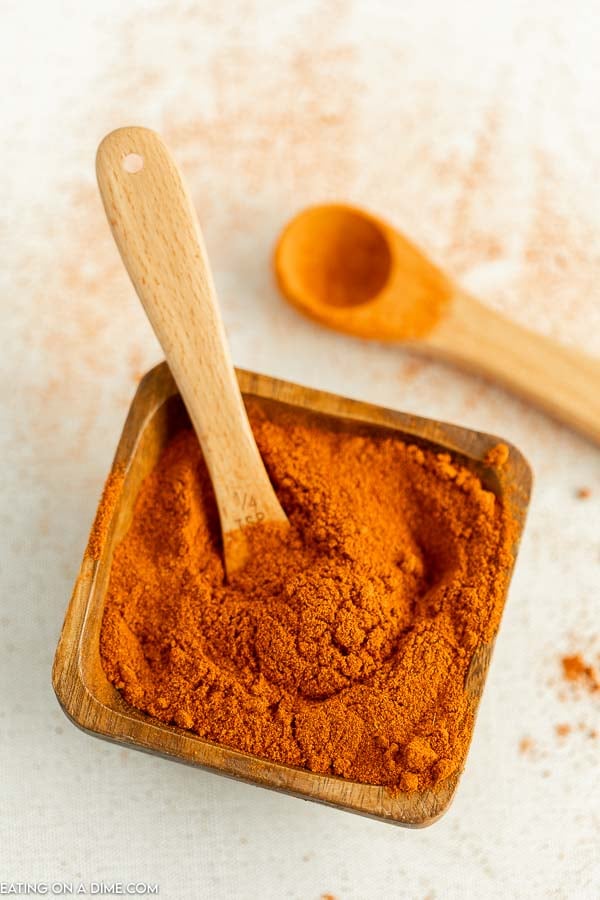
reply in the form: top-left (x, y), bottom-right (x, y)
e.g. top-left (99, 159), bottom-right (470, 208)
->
top-left (100, 401), bottom-right (516, 794)
top-left (86, 466), bottom-right (124, 561)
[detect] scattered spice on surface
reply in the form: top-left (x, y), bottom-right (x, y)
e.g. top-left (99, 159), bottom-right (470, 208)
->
top-left (519, 736), bottom-right (535, 756)
top-left (86, 466), bottom-right (125, 560)
top-left (575, 487), bottom-right (591, 500)
top-left (561, 654), bottom-right (600, 693)
top-left (100, 400), bottom-right (517, 794)
top-left (555, 723), bottom-right (571, 738)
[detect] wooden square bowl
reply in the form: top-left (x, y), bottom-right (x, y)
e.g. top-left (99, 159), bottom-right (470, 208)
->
top-left (53, 362), bottom-right (531, 827)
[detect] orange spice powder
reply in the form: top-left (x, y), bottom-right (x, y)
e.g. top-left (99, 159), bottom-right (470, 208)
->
top-left (86, 466), bottom-right (125, 561)
top-left (100, 401), bottom-right (517, 794)
top-left (484, 443), bottom-right (510, 468)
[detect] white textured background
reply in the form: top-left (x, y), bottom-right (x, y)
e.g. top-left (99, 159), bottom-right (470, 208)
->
top-left (1, 1), bottom-right (599, 897)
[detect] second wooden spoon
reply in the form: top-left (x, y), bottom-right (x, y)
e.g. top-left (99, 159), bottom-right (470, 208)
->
top-left (275, 203), bottom-right (600, 445)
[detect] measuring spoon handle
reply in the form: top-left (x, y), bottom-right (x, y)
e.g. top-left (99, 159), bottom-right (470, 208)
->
top-left (96, 127), bottom-right (287, 554)
top-left (428, 289), bottom-right (600, 444)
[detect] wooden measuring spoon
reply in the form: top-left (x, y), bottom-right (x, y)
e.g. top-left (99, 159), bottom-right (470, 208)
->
top-left (275, 204), bottom-right (600, 444)
top-left (96, 127), bottom-right (287, 575)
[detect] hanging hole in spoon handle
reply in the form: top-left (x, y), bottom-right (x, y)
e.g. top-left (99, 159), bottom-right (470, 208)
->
top-left (122, 152), bottom-right (144, 174)
top-left (96, 127), bottom-right (288, 576)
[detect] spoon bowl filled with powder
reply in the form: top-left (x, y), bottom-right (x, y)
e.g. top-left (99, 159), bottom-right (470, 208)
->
top-left (53, 362), bottom-right (531, 827)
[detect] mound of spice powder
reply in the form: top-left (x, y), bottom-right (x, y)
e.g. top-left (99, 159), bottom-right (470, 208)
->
top-left (100, 400), bottom-right (516, 794)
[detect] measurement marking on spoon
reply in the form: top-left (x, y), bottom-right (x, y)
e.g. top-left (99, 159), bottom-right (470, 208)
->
top-left (233, 512), bottom-right (266, 529)
top-left (234, 491), bottom-right (258, 511)
top-left (233, 493), bottom-right (266, 529)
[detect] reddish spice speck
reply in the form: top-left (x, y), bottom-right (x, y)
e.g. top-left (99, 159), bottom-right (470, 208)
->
top-left (561, 654), bottom-right (600, 692)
